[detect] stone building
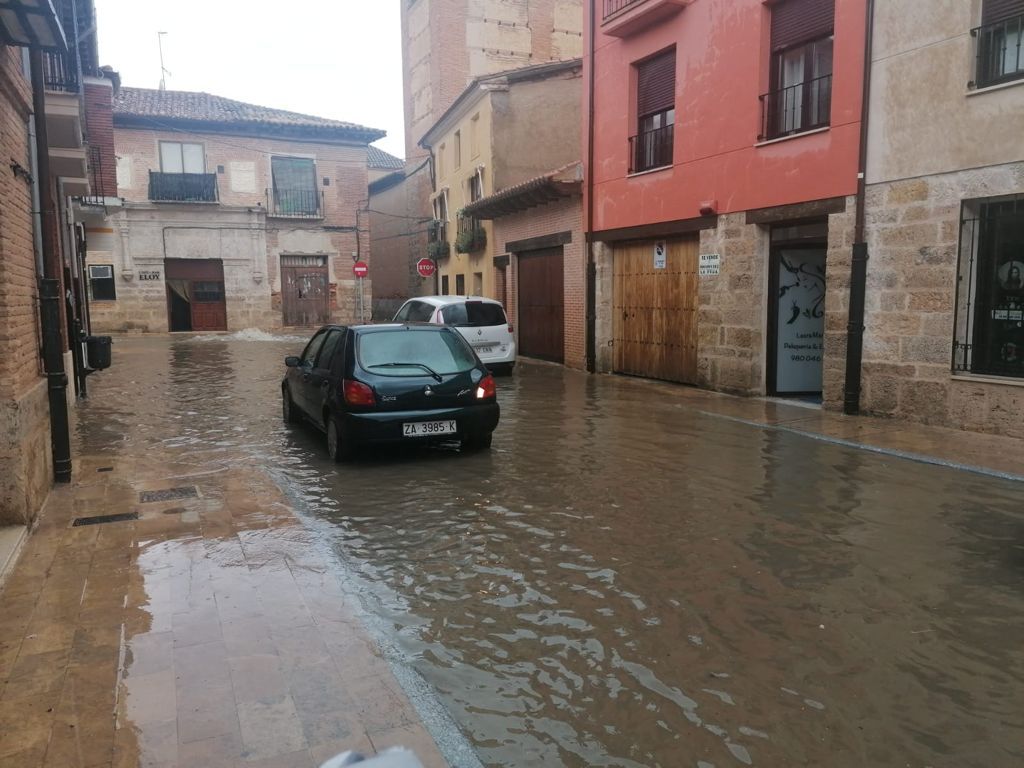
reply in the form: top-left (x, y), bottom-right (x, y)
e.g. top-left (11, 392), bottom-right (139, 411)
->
top-left (371, 0), bottom-right (584, 316)
top-left (88, 88), bottom-right (384, 333)
top-left (857, 0), bottom-right (1024, 438)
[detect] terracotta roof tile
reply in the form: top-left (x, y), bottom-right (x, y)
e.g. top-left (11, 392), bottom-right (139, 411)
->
top-left (367, 145), bottom-right (405, 170)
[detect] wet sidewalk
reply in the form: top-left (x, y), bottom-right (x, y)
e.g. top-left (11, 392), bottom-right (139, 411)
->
top-left (0, 452), bottom-right (446, 768)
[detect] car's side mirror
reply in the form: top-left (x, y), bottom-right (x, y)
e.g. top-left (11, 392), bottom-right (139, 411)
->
top-left (285, 356), bottom-right (301, 368)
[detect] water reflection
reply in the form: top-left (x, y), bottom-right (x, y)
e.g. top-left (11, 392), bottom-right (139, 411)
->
top-left (77, 338), bottom-right (1024, 768)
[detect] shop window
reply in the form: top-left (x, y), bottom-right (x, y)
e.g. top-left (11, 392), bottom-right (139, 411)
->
top-left (89, 264), bottom-right (116, 301)
top-left (954, 195), bottom-right (1024, 378)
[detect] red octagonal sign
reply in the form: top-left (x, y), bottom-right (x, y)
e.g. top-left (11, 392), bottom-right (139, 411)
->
top-left (352, 261), bottom-right (368, 278)
top-left (416, 258), bottom-right (436, 278)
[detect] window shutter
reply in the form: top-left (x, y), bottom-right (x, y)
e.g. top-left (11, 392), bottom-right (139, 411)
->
top-left (771, 0), bottom-right (835, 51)
top-left (982, 0), bottom-right (1024, 24)
top-left (637, 50), bottom-right (676, 118)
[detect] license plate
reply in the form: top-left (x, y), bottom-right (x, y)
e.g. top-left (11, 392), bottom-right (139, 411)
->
top-left (403, 420), bottom-right (457, 437)
top-left (475, 345), bottom-right (496, 354)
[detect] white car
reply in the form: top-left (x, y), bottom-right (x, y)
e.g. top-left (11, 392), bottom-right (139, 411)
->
top-left (392, 295), bottom-right (516, 374)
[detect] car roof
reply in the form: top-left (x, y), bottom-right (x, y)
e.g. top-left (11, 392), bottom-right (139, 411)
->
top-left (406, 295), bottom-right (505, 308)
top-left (348, 323), bottom-right (454, 334)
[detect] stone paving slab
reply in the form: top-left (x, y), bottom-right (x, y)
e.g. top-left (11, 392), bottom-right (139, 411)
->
top-left (0, 453), bottom-right (447, 768)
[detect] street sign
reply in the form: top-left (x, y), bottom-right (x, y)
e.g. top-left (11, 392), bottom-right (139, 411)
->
top-left (353, 261), bottom-right (369, 278)
top-left (416, 258), bottom-right (436, 278)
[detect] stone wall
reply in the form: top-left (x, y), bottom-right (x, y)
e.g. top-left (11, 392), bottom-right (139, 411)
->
top-left (822, 199), bottom-right (858, 409)
top-left (860, 165), bottom-right (1024, 437)
top-left (0, 382), bottom-right (52, 526)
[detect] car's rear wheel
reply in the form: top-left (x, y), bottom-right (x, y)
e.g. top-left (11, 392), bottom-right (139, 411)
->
top-left (326, 415), bottom-right (354, 462)
top-left (463, 431), bottom-right (493, 451)
top-left (282, 386), bottom-right (300, 424)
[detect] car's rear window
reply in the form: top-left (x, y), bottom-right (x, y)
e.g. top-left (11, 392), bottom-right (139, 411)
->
top-left (357, 330), bottom-right (476, 376)
top-left (440, 301), bottom-right (507, 327)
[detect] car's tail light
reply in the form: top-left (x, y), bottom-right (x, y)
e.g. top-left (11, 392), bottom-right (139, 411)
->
top-left (476, 374), bottom-right (496, 400)
top-left (507, 324), bottom-right (514, 334)
top-left (343, 379), bottom-right (376, 406)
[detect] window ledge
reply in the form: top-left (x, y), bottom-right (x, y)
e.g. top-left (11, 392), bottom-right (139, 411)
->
top-left (755, 126), bottom-right (830, 148)
top-left (966, 76), bottom-right (1024, 97)
top-left (150, 200), bottom-right (220, 205)
top-left (627, 164), bottom-right (673, 179)
top-left (267, 213), bottom-right (325, 220)
top-left (951, 373), bottom-right (1024, 388)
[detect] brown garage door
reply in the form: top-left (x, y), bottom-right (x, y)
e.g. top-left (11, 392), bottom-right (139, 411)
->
top-left (613, 236), bottom-right (699, 384)
top-left (281, 255), bottom-right (329, 327)
top-left (165, 259), bottom-right (227, 332)
top-left (517, 246), bottom-right (564, 363)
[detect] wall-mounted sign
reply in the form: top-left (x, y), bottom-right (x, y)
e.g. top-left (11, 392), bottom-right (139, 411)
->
top-left (699, 253), bottom-right (721, 277)
top-left (138, 271), bottom-right (161, 281)
top-left (653, 241), bottom-right (667, 269)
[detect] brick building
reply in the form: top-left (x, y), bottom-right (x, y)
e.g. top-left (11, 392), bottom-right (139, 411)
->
top-left (370, 0), bottom-right (584, 318)
top-left (89, 88), bottom-right (384, 333)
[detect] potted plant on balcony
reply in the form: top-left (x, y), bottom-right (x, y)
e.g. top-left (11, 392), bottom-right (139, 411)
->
top-left (427, 240), bottom-right (450, 260)
top-left (455, 218), bottom-right (487, 254)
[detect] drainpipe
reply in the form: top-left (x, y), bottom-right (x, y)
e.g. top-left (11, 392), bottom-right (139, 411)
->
top-left (842, 0), bottom-right (876, 416)
top-left (30, 49), bottom-right (73, 483)
top-left (584, 0), bottom-right (597, 373)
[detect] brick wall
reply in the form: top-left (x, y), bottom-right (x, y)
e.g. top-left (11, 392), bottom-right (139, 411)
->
top-left (493, 195), bottom-right (585, 369)
top-left (83, 77), bottom-right (116, 195)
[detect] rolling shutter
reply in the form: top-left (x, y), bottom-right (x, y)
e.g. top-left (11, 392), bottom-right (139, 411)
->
top-left (982, 0), bottom-right (1024, 24)
top-left (771, 0), bottom-right (835, 51)
top-left (637, 50), bottom-right (676, 118)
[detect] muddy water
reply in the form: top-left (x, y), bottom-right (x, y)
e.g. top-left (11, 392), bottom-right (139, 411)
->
top-left (76, 337), bottom-right (1024, 768)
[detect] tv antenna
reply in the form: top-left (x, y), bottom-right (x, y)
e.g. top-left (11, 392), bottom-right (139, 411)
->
top-left (157, 31), bottom-right (171, 91)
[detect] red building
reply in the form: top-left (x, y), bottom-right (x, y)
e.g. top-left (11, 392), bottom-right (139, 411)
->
top-left (585, 0), bottom-right (868, 403)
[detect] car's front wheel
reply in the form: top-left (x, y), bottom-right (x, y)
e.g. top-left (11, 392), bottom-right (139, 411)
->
top-left (326, 415), bottom-right (354, 462)
top-left (463, 431), bottom-right (493, 451)
top-left (282, 386), bottom-right (300, 424)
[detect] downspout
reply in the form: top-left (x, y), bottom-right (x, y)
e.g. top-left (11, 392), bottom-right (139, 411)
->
top-left (842, 0), bottom-right (876, 415)
top-left (584, 0), bottom-right (597, 373)
top-left (30, 49), bottom-right (73, 483)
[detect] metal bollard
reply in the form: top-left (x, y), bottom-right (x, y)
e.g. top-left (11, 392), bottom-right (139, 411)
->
top-left (319, 747), bottom-right (426, 768)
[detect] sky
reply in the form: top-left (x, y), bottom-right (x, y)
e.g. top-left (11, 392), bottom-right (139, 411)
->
top-left (93, 0), bottom-right (407, 159)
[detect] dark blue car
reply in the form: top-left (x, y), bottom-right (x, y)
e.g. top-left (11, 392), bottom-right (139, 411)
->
top-left (282, 324), bottom-right (500, 461)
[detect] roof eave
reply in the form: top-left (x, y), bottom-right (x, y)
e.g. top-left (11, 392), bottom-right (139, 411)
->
top-left (113, 114), bottom-right (386, 145)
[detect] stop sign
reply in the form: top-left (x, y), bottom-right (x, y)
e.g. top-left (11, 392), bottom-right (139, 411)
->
top-left (416, 258), bottom-right (436, 278)
top-left (352, 261), bottom-right (368, 278)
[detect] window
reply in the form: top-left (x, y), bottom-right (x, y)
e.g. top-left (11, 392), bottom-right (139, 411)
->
top-left (300, 330), bottom-right (327, 367)
top-left (470, 114), bottom-right (480, 158)
top-left (192, 282), bottom-right (224, 302)
top-left (160, 142), bottom-right (205, 174)
top-left (762, 0), bottom-right (834, 140)
top-left (473, 272), bottom-right (483, 295)
top-left (438, 143), bottom-right (446, 179)
top-left (954, 195), bottom-right (1024, 379)
top-left (974, 0), bottom-right (1024, 87)
top-left (271, 156), bottom-right (319, 216)
top-left (455, 274), bottom-right (466, 295)
top-left (357, 329), bottom-right (477, 377)
top-left (395, 301), bottom-right (435, 323)
top-left (469, 170), bottom-right (483, 203)
top-left (432, 190), bottom-right (449, 245)
top-left (88, 264), bottom-right (116, 301)
top-left (317, 330), bottom-right (344, 369)
top-left (631, 49), bottom-right (675, 173)
top-left (441, 275), bottom-right (450, 294)
top-left (441, 301), bottom-right (507, 327)
top-left (453, 130), bottom-right (461, 169)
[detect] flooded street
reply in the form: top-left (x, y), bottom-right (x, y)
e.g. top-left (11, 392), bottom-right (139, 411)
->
top-left (75, 336), bottom-right (1024, 768)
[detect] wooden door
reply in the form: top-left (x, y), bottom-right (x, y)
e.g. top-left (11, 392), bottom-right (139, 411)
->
top-left (613, 236), bottom-right (699, 384)
top-left (165, 258), bottom-right (227, 332)
top-left (281, 255), bottom-right (329, 327)
top-left (517, 247), bottom-right (565, 363)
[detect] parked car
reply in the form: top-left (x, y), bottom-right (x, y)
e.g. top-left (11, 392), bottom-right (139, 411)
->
top-left (392, 296), bottom-right (516, 374)
top-left (282, 324), bottom-right (500, 461)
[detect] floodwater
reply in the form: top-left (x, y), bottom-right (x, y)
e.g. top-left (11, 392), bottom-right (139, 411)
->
top-left (76, 336), bottom-right (1024, 768)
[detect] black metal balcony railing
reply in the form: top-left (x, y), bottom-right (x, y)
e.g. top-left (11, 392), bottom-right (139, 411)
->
top-left (629, 123), bottom-right (674, 173)
top-left (759, 74), bottom-right (832, 141)
top-left (43, 50), bottom-right (79, 93)
top-left (149, 171), bottom-right (219, 203)
top-left (604, 0), bottom-right (646, 19)
top-left (269, 188), bottom-right (323, 218)
top-left (972, 14), bottom-right (1024, 88)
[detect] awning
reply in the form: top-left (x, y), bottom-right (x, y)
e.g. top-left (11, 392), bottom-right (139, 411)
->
top-left (461, 162), bottom-right (583, 220)
top-left (0, 0), bottom-right (67, 52)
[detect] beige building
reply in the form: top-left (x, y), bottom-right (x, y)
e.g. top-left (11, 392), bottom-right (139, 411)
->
top-left (859, 0), bottom-right (1024, 437)
top-left (89, 88), bottom-right (384, 333)
top-left (419, 60), bottom-right (582, 300)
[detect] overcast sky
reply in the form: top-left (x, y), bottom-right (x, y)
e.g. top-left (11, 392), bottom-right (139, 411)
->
top-left (94, 0), bottom-right (407, 159)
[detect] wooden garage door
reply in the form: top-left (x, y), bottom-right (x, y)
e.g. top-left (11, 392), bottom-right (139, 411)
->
top-left (517, 246), bottom-right (564, 363)
top-left (613, 237), bottom-right (699, 384)
top-left (281, 255), bottom-right (329, 327)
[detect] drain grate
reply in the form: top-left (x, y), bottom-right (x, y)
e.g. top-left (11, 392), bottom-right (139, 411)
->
top-left (72, 512), bottom-right (139, 527)
top-left (139, 487), bottom-right (198, 503)
top-left (97, 467), bottom-right (114, 473)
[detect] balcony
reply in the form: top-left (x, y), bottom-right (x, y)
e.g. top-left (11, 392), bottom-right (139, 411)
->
top-left (971, 14), bottom-right (1024, 89)
top-left (149, 171), bottom-right (219, 203)
top-left (601, 0), bottom-right (691, 38)
top-left (455, 215), bottom-right (486, 253)
top-left (42, 50), bottom-right (78, 93)
top-left (268, 188), bottom-right (323, 218)
top-left (759, 74), bottom-right (832, 142)
top-left (629, 123), bottom-right (674, 174)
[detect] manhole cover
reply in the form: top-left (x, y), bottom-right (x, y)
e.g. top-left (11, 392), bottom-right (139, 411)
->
top-left (72, 512), bottom-right (139, 527)
top-left (139, 487), bottom-right (198, 503)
